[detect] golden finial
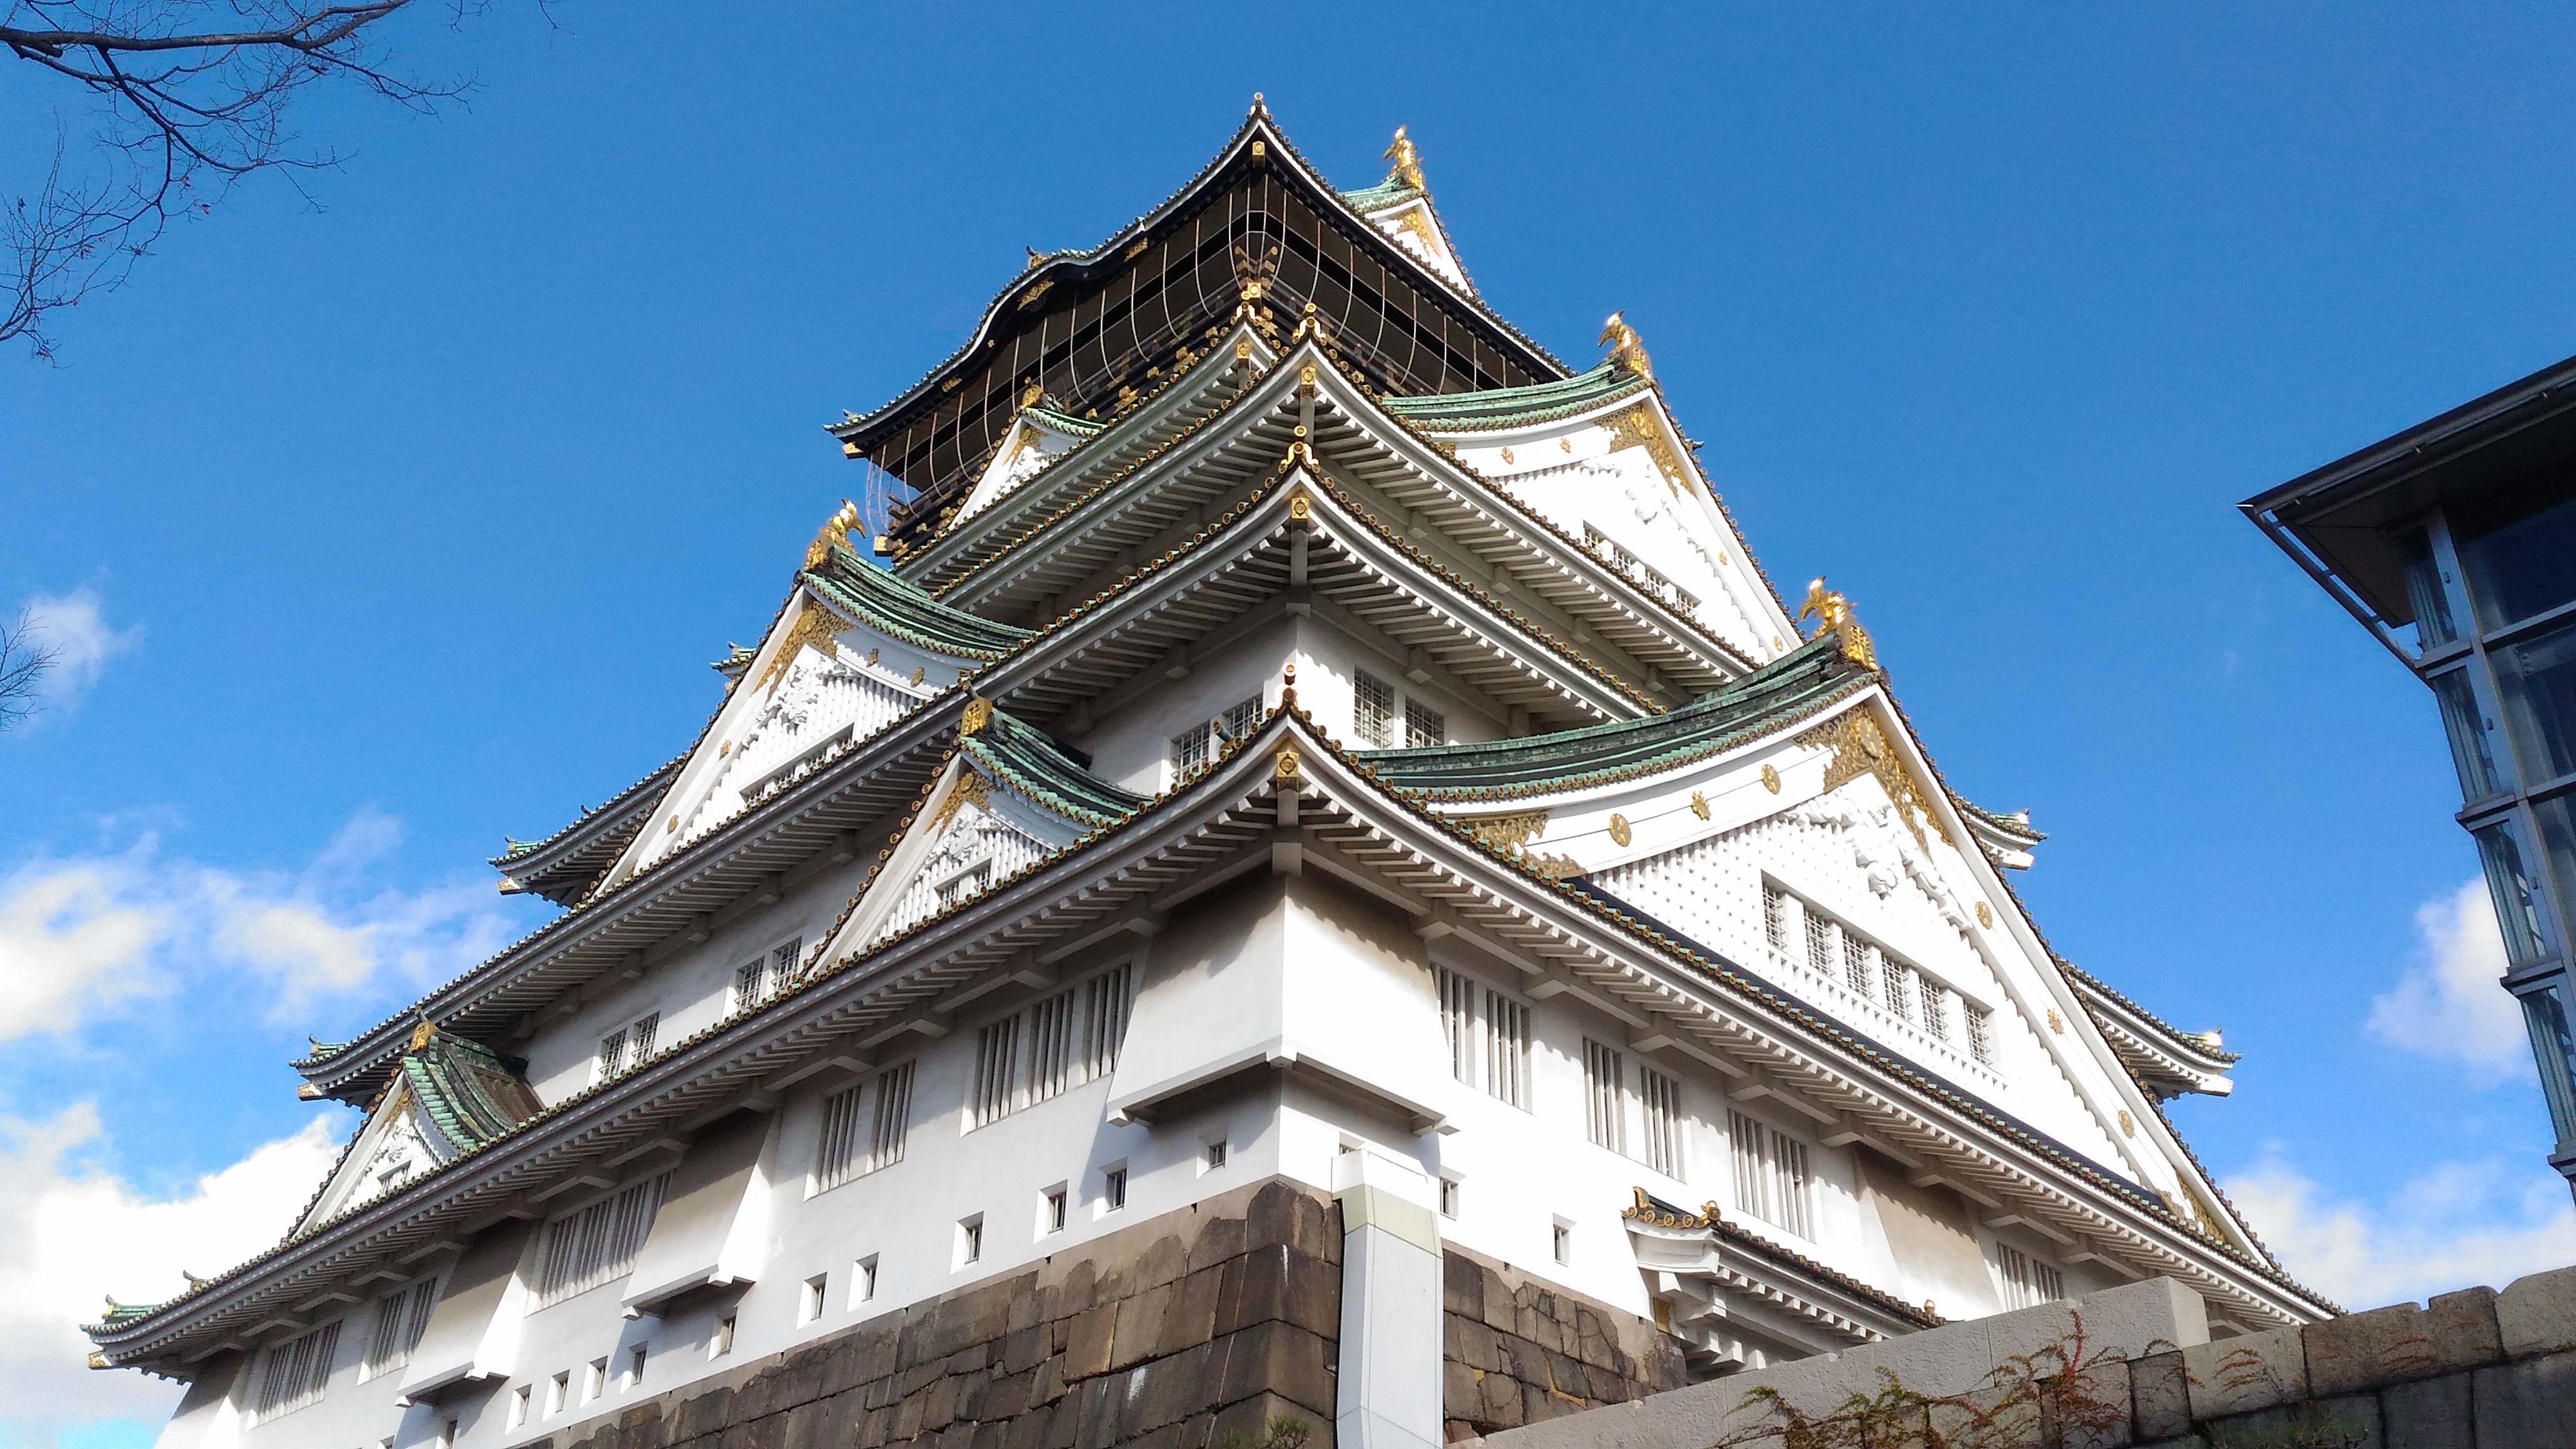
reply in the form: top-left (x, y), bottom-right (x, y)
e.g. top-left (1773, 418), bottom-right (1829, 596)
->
top-left (1025, 247), bottom-right (1048, 270)
top-left (1796, 577), bottom-right (1877, 668)
top-left (408, 1020), bottom-right (436, 1051)
top-left (1599, 312), bottom-right (1653, 380)
top-left (1019, 379), bottom-right (1044, 409)
top-left (1384, 126), bottom-right (1427, 191)
top-left (804, 499), bottom-right (860, 569)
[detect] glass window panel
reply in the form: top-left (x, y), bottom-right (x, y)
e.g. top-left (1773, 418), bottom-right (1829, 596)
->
top-left (2492, 618), bottom-right (2576, 784)
top-left (2520, 982), bottom-right (2576, 1146)
top-left (2476, 819), bottom-right (2556, 967)
top-left (2429, 668), bottom-right (2506, 800)
top-left (2455, 476), bottom-right (2576, 632)
top-left (2392, 525), bottom-right (2458, 650)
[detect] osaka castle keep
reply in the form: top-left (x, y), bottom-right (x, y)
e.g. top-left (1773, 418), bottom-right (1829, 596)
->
top-left (89, 103), bottom-right (2334, 1449)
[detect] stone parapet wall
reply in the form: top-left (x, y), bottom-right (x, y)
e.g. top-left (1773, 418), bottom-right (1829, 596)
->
top-left (1439, 1244), bottom-right (1689, 1440)
top-left (1463, 1266), bottom-right (2576, 1449)
top-left (534, 1179), bottom-right (1343, 1449)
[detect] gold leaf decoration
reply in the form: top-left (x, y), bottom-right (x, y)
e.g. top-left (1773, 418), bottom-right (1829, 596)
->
top-left (1790, 709), bottom-right (1950, 850)
top-left (755, 602), bottom-right (847, 694)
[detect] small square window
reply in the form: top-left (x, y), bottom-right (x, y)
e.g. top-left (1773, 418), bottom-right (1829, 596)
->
top-left (802, 1273), bottom-right (828, 1324)
top-left (1552, 1220), bottom-right (1573, 1265)
top-left (626, 1344), bottom-right (647, 1389)
top-left (1044, 1187), bottom-right (1069, 1234)
top-left (1203, 1138), bottom-right (1228, 1173)
top-left (856, 1255), bottom-right (879, 1304)
top-left (1438, 1177), bottom-right (1460, 1218)
top-left (711, 1314), bottom-right (736, 1360)
top-left (959, 1216), bottom-right (984, 1266)
top-left (1102, 1164), bottom-right (1128, 1213)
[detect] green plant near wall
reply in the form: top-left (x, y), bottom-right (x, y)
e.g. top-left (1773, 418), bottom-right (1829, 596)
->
top-left (1709, 1316), bottom-right (2161, 1449)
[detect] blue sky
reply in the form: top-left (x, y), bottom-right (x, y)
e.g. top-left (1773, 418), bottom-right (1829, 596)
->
top-left (6, 2), bottom-right (2576, 1441)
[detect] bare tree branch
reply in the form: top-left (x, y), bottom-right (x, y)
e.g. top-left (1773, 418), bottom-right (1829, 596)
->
top-left (3, 0), bottom-right (481, 360)
top-left (0, 607), bottom-right (59, 730)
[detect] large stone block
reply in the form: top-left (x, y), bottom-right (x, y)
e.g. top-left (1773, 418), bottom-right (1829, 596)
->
top-left (1113, 1282), bottom-right (1178, 1372)
top-left (1189, 1211), bottom-right (1250, 1275)
top-left (2496, 1264), bottom-right (2576, 1360)
top-left (1444, 1252), bottom-right (1487, 1320)
top-left (1475, 1368), bottom-right (1526, 1430)
top-left (1217, 1321), bottom-right (1338, 1419)
top-left (1063, 1304), bottom-right (1117, 1381)
top-left (2199, 1397), bottom-right (2379, 1449)
top-left (2183, 1326), bottom-right (2307, 1420)
top-left (2378, 1372), bottom-right (2472, 1449)
top-left (1162, 1265), bottom-right (1224, 1359)
top-left (2308, 1290), bottom-right (2502, 1398)
top-left (1448, 1315), bottom-right (1504, 1374)
top-left (2470, 1352), bottom-right (2576, 1447)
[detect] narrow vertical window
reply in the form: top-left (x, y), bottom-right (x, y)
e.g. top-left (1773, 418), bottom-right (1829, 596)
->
top-left (1638, 1066), bottom-right (1682, 1178)
top-left (585, 1357), bottom-right (607, 1402)
top-left (1729, 1110), bottom-right (1771, 1226)
top-left (1771, 1128), bottom-right (1813, 1238)
top-left (597, 1026), bottom-right (628, 1081)
top-left (1169, 721), bottom-right (1214, 778)
top-left (802, 1274), bottom-right (828, 1323)
top-left (508, 1385), bottom-right (531, 1430)
top-left (1763, 884), bottom-right (1791, 952)
top-left (1081, 965), bottom-right (1131, 1079)
top-left (1552, 1220), bottom-right (1573, 1265)
top-left (958, 1216), bottom-right (984, 1265)
top-left (1582, 1039), bottom-right (1626, 1153)
top-left (1045, 1187), bottom-right (1069, 1233)
top-left (628, 1011), bottom-right (658, 1060)
top-left (972, 1015), bottom-right (1021, 1126)
top-left (547, 1370), bottom-right (569, 1416)
top-left (1998, 1244), bottom-right (2065, 1308)
top-left (1103, 1164), bottom-right (1128, 1212)
top-left (1219, 696), bottom-right (1262, 741)
top-left (1965, 1004), bottom-right (1994, 1066)
top-left (733, 957), bottom-right (767, 1013)
top-left (711, 1314), bottom-right (736, 1358)
top-left (772, 937), bottom-right (804, 989)
top-left (1881, 957), bottom-right (1913, 1019)
top-left (1485, 990), bottom-right (1530, 1108)
top-left (1025, 988), bottom-right (1077, 1106)
top-left (2476, 819), bottom-right (2556, 965)
top-left (626, 1345), bottom-right (647, 1388)
top-left (1406, 697), bottom-right (1446, 748)
top-left (869, 1062), bottom-right (914, 1170)
top-left (252, 1321), bottom-right (341, 1421)
top-left (1354, 669), bottom-right (1396, 746)
top-left (360, 1275), bottom-right (438, 1381)
top-left (1438, 1177), bottom-right (1460, 1218)
top-left (1804, 909), bottom-right (1835, 979)
top-left (816, 1080), bottom-right (866, 1189)
top-left (1731, 1113), bottom-right (1813, 1238)
top-left (1204, 1138), bottom-right (1228, 1170)
top-left (1841, 931), bottom-right (1874, 996)
top-left (1438, 967), bottom-right (1476, 1084)
top-left (857, 1255), bottom-right (879, 1303)
top-left (1921, 980), bottom-right (1952, 1042)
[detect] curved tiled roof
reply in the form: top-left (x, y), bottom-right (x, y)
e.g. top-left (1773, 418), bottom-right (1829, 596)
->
top-left (1380, 360), bottom-right (1652, 431)
top-left (802, 543), bottom-right (1031, 660)
top-left (963, 706), bottom-right (1146, 830)
top-left (1357, 631), bottom-right (1867, 799)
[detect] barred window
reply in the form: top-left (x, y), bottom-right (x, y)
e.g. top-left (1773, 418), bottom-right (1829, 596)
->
top-left (870, 1062), bottom-right (914, 1169)
top-left (1484, 990), bottom-right (1530, 1108)
top-left (816, 1082), bottom-right (867, 1191)
top-left (1438, 967), bottom-right (1475, 1084)
top-left (1921, 980), bottom-right (1952, 1042)
top-left (1999, 1244), bottom-right (2064, 1308)
top-left (630, 1011), bottom-right (658, 1059)
top-left (967, 967), bottom-right (1129, 1129)
top-left (733, 958), bottom-right (768, 1014)
top-left (1804, 909), bottom-right (1835, 979)
top-left (1882, 957), bottom-right (1913, 1019)
top-left (1354, 670), bottom-right (1395, 747)
top-left (1763, 884), bottom-right (1791, 952)
top-left (1729, 1111), bottom-right (1813, 1239)
top-left (772, 936), bottom-right (804, 989)
top-left (1841, 931), bottom-right (1874, 996)
top-left (534, 1175), bottom-right (667, 1308)
top-left (598, 1026), bottom-right (628, 1079)
top-left (253, 1321), bottom-right (341, 1421)
top-left (972, 1015), bottom-right (1020, 1128)
top-left (596, 1012), bottom-right (661, 1083)
top-left (1638, 1067), bottom-right (1683, 1179)
top-left (1405, 698), bottom-right (1446, 748)
top-left (1965, 1004), bottom-right (1994, 1065)
top-left (1583, 1039), bottom-right (1626, 1153)
top-left (1219, 696), bottom-right (1262, 741)
top-left (1172, 698), bottom-right (1262, 782)
top-left (359, 1276), bottom-right (438, 1381)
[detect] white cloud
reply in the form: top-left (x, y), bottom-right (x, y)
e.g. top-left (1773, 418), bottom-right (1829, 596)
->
top-left (0, 1104), bottom-right (347, 1449)
top-left (0, 857), bottom-right (169, 1042)
top-left (2227, 1152), bottom-right (2576, 1309)
top-left (19, 587), bottom-right (142, 713)
top-left (2368, 878), bottom-right (2531, 1082)
top-left (0, 817), bottom-right (513, 1041)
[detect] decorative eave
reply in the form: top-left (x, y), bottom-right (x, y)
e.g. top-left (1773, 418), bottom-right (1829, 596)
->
top-left (911, 327), bottom-right (1757, 698)
top-left (826, 101), bottom-right (1568, 470)
top-left (91, 709), bottom-right (2327, 1377)
top-left (1623, 1188), bottom-right (1938, 1338)
top-left (488, 753), bottom-right (685, 906)
top-left (2062, 960), bottom-right (2238, 1100)
top-left (960, 704), bottom-right (1145, 830)
top-left (800, 542), bottom-right (1032, 660)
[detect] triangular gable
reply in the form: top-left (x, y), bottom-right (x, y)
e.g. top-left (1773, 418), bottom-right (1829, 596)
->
top-left (1385, 356), bottom-right (1799, 668)
top-left (1350, 189), bottom-right (1474, 294)
top-left (1356, 640), bottom-right (2258, 1260)
top-left (830, 731), bottom-right (1111, 957)
top-left (606, 525), bottom-right (1033, 887)
top-left (299, 1027), bottom-right (542, 1231)
top-left (950, 401), bottom-right (1104, 527)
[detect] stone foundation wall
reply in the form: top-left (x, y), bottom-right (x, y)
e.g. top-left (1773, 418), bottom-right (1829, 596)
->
top-left (536, 1179), bottom-right (1343, 1449)
top-left (1440, 1245), bottom-right (1689, 1440)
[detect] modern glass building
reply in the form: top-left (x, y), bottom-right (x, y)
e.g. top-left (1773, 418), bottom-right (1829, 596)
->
top-left (2245, 355), bottom-right (2576, 1199)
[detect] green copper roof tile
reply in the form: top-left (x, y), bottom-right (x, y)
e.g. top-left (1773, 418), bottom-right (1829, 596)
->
top-left (1021, 404), bottom-right (1104, 436)
top-left (962, 708), bottom-right (1148, 829)
top-left (398, 1031), bottom-right (543, 1152)
top-left (803, 544), bottom-right (1034, 660)
top-left (1380, 360), bottom-right (1650, 430)
top-left (1358, 632), bottom-right (1867, 798)
top-left (1339, 179), bottom-right (1423, 213)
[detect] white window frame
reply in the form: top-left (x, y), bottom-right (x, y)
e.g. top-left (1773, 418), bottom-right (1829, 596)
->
top-left (1351, 666), bottom-right (1445, 748)
top-left (731, 936), bottom-right (804, 1014)
top-left (1728, 1110), bottom-right (1814, 1240)
top-left (357, 1272), bottom-right (440, 1382)
top-left (1435, 964), bottom-right (1532, 1109)
top-left (251, 1320), bottom-right (342, 1423)
top-left (531, 1174), bottom-right (669, 1309)
top-left (595, 1008), bottom-right (662, 1084)
top-left (813, 1060), bottom-right (915, 1191)
top-left (1997, 1242), bottom-right (2066, 1309)
top-left (963, 963), bottom-right (1133, 1130)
